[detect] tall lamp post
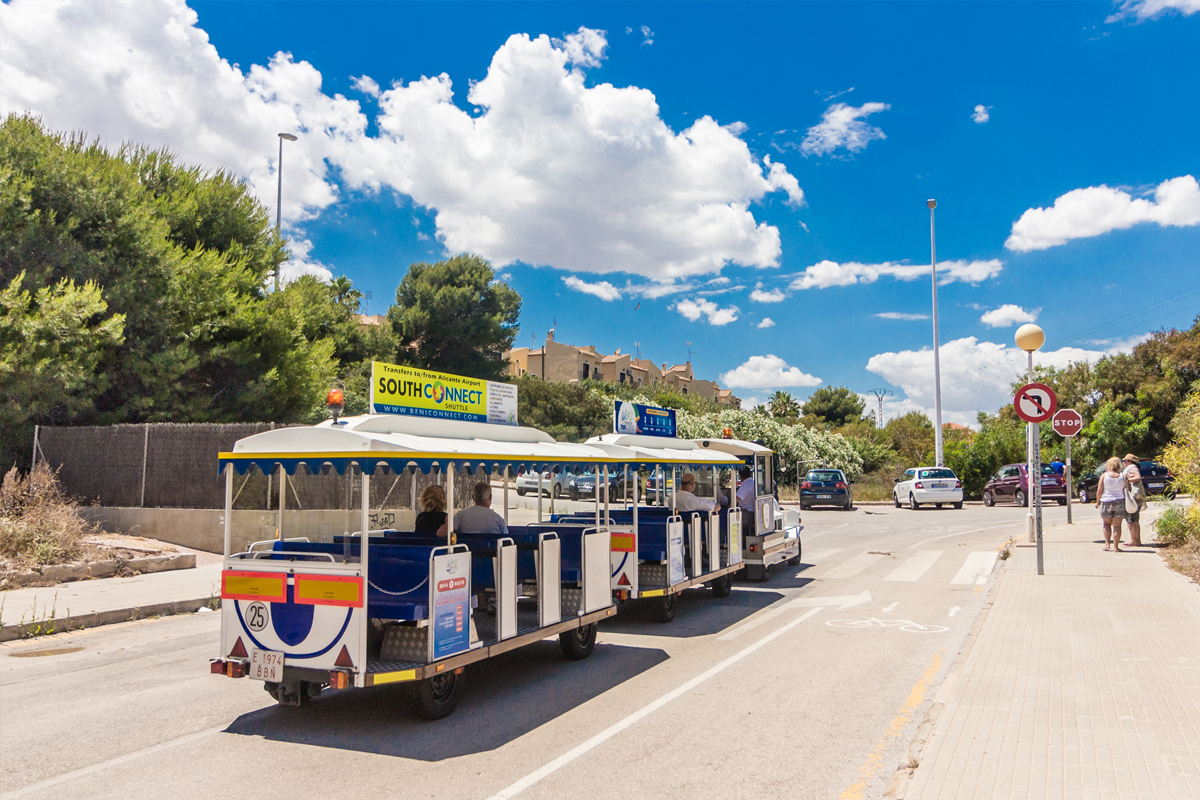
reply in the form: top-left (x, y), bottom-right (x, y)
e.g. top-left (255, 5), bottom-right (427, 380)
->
top-left (1015, 323), bottom-right (1046, 564)
top-left (274, 132), bottom-right (298, 293)
top-left (928, 199), bottom-right (945, 466)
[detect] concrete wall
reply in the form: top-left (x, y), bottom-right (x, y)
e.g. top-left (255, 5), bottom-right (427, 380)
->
top-left (82, 507), bottom-right (419, 555)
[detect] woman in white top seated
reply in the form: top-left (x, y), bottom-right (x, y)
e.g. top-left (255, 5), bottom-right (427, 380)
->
top-left (1094, 456), bottom-right (1128, 552)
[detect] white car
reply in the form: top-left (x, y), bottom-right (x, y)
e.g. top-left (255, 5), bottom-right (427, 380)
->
top-left (515, 470), bottom-right (572, 498)
top-left (893, 467), bottom-right (963, 510)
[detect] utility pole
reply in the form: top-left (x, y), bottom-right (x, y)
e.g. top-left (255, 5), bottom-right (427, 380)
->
top-left (928, 199), bottom-right (945, 467)
top-left (274, 132), bottom-right (298, 293)
top-left (868, 389), bottom-right (893, 429)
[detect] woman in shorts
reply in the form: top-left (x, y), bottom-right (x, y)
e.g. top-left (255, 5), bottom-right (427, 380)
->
top-left (1094, 456), bottom-right (1128, 552)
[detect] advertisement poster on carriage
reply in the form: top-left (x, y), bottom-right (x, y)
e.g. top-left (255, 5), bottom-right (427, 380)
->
top-left (371, 360), bottom-right (517, 425)
top-left (667, 518), bottom-right (686, 585)
top-left (613, 401), bottom-right (677, 438)
top-left (429, 551), bottom-right (472, 661)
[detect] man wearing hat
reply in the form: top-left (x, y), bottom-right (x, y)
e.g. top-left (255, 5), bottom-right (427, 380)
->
top-left (1122, 454), bottom-right (1144, 547)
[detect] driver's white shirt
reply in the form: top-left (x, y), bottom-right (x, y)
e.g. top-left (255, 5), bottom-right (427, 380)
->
top-left (736, 479), bottom-right (756, 512)
top-left (675, 490), bottom-right (717, 514)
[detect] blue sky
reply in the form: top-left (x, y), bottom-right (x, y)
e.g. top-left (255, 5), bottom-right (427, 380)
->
top-left (3, 0), bottom-right (1198, 423)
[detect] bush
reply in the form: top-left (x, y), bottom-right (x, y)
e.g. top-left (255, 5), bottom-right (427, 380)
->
top-left (0, 464), bottom-right (94, 566)
top-left (1153, 504), bottom-right (1200, 547)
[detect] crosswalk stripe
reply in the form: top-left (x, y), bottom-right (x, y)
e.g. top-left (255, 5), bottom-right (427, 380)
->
top-left (950, 551), bottom-right (998, 585)
top-left (802, 547), bottom-right (841, 564)
top-left (884, 550), bottom-right (943, 582)
top-left (820, 552), bottom-right (885, 580)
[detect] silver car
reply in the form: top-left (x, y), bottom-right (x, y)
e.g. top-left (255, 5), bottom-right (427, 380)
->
top-left (515, 470), bottom-right (572, 498)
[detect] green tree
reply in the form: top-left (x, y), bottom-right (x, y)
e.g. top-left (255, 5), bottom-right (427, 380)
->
top-left (388, 254), bottom-right (521, 381)
top-left (802, 386), bottom-right (866, 427)
top-left (886, 411), bottom-right (935, 466)
top-left (1161, 389), bottom-right (1200, 499)
top-left (1082, 401), bottom-right (1152, 462)
top-left (511, 375), bottom-right (609, 442)
top-left (769, 390), bottom-right (800, 420)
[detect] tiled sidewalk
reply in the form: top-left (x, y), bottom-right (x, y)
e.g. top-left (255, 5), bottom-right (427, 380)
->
top-left (906, 508), bottom-right (1200, 799)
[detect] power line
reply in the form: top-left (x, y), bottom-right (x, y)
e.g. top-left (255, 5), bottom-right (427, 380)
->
top-left (1056, 281), bottom-right (1200, 348)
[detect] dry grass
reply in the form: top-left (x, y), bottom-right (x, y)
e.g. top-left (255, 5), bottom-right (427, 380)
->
top-left (1163, 541), bottom-right (1200, 584)
top-left (0, 464), bottom-right (96, 568)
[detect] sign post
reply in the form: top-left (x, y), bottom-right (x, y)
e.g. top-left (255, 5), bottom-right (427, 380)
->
top-left (1052, 409), bottom-right (1083, 526)
top-left (1014, 382), bottom-right (1057, 577)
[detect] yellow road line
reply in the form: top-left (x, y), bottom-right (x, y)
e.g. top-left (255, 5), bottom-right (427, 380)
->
top-left (838, 650), bottom-right (944, 800)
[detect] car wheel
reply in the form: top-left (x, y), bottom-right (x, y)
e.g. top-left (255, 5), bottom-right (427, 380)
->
top-left (1078, 486), bottom-right (1088, 503)
top-left (410, 671), bottom-right (463, 720)
top-left (552, 484), bottom-right (561, 499)
top-left (1058, 499), bottom-right (1067, 506)
top-left (952, 502), bottom-right (963, 509)
top-left (570, 488), bottom-right (579, 501)
top-left (893, 493), bottom-right (901, 508)
top-left (982, 491), bottom-right (994, 507)
top-left (909, 493), bottom-right (920, 510)
top-left (559, 623), bottom-right (597, 660)
top-left (516, 488), bottom-right (527, 496)
top-left (652, 593), bottom-right (678, 623)
top-left (935, 503), bottom-right (943, 509)
top-left (1016, 489), bottom-right (1028, 507)
top-left (710, 573), bottom-right (733, 598)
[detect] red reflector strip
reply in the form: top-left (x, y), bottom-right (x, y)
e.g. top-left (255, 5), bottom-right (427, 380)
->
top-left (610, 533), bottom-right (636, 552)
top-left (334, 644), bottom-right (355, 670)
top-left (228, 636), bottom-right (248, 659)
top-left (221, 570), bottom-right (286, 603)
top-left (294, 574), bottom-right (363, 607)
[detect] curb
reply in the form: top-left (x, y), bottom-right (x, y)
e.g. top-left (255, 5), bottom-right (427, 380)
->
top-left (0, 596), bottom-right (218, 642)
top-left (1, 552), bottom-right (197, 590)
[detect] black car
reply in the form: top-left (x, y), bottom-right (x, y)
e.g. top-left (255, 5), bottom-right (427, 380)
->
top-left (800, 469), bottom-right (853, 510)
top-left (1077, 460), bottom-right (1174, 503)
top-left (570, 471), bottom-right (626, 500)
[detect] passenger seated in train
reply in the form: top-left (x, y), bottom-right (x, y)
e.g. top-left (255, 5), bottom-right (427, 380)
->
top-left (454, 482), bottom-right (509, 535)
top-left (736, 467), bottom-right (757, 512)
top-left (414, 484), bottom-right (448, 535)
top-left (676, 472), bottom-right (718, 513)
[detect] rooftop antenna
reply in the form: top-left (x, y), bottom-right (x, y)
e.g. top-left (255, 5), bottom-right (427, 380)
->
top-left (868, 388), bottom-right (893, 429)
top-left (363, 290), bottom-right (372, 316)
top-left (686, 341), bottom-right (694, 362)
top-left (634, 341), bottom-right (642, 360)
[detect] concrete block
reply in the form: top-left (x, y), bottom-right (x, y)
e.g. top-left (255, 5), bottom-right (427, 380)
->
top-left (87, 560), bottom-right (119, 578)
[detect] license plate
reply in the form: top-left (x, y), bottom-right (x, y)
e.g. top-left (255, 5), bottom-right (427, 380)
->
top-left (933, 482), bottom-right (949, 488)
top-left (1148, 483), bottom-right (1164, 489)
top-left (817, 494), bottom-right (832, 499)
top-left (1041, 480), bottom-right (1057, 486)
top-left (250, 648), bottom-right (284, 682)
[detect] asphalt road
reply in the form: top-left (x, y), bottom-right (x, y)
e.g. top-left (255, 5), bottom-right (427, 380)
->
top-left (0, 502), bottom-right (1054, 800)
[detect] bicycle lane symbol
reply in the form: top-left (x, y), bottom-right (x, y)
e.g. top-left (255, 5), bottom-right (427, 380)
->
top-left (825, 617), bottom-right (949, 633)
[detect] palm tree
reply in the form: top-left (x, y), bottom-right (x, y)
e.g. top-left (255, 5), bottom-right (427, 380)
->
top-left (769, 390), bottom-right (800, 420)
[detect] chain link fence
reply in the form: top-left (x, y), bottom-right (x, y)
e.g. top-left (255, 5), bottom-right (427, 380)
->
top-left (34, 423), bottom-right (480, 512)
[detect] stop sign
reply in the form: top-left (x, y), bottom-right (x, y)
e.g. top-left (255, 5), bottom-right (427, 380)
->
top-left (1052, 408), bottom-right (1083, 437)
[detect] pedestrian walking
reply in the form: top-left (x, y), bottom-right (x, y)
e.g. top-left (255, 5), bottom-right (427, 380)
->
top-left (1095, 456), bottom-right (1128, 552)
top-left (1122, 453), bottom-right (1145, 547)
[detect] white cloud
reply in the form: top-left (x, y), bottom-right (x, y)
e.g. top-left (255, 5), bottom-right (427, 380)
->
top-left (674, 298), bottom-right (739, 326)
top-left (979, 304), bottom-right (1039, 328)
top-left (875, 312), bottom-right (929, 320)
top-left (351, 75), bottom-right (380, 98)
top-left (1, 6), bottom-right (803, 283)
top-left (640, 25), bottom-right (654, 45)
top-left (279, 238), bottom-right (334, 283)
top-left (0, 0), bottom-right (364, 228)
top-left (1107, 0), bottom-right (1200, 22)
top-left (721, 355), bottom-right (822, 389)
top-left (347, 29), bottom-right (804, 280)
top-left (789, 258), bottom-right (1003, 290)
top-left (800, 102), bottom-right (890, 157)
top-left (865, 336), bottom-right (1143, 418)
top-left (758, 317), bottom-right (776, 329)
top-left (739, 396), bottom-right (763, 411)
top-left (563, 275), bottom-right (621, 301)
top-left (1006, 175), bottom-right (1200, 252)
top-left (749, 285), bottom-right (786, 303)
top-left (972, 104), bottom-right (990, 124)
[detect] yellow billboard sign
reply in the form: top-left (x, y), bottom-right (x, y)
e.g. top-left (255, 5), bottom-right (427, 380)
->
top-left (370, 361), bottom-right (517, 425)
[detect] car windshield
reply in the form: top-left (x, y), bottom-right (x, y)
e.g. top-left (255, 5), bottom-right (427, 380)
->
top-left (1041, 465), bottom-right (1057, 475)
top-left (808, 471), bottom-right (842, 482)
top-left (918, 469), bottom-right (956, 479)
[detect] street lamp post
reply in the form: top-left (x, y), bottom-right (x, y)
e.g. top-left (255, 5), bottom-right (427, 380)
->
top-left (274, 132), bottom-right (298, 293)
top-left (1015, 323), bottom-right (1046, 574)
top-left (928, 199), bottom-right (944, 466)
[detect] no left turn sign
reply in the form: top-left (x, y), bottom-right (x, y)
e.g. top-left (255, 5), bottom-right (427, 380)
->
top-left (1014, 382), bottom-right (1057, 423)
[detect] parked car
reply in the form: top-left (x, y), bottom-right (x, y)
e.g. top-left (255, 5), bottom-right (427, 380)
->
top-left (571, 471), bottom-right (625, 501)
top-left (515, 470), bottom-right (573, 498)
top-left (800, 469), bottom-right (853, 510)
top-left (982, 464), bottom-right (1065, 507)
top-left (894, 467), bottom-right (963, 510)
top-left (1076, 460), bottom-right (1175, 503)
top-left (643, 474), bottom-right (673, 503)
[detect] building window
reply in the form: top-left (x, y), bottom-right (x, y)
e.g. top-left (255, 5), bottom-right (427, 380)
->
top-left (582, 363), bottom-right (590, 380)
top-left (619, 373), bottom-right (626, 383)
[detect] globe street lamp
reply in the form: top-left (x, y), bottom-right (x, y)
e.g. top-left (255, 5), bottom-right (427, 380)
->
top-left (1015, 322), bottom-right (1045, 564)
top-left (274, 132), bottom-right (298, 293)
top-left (928, 199), bottom-right (944, 466)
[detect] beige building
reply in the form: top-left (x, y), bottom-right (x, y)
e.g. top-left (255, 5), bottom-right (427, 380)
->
top-left (506, 332), bottom-right (740, 408)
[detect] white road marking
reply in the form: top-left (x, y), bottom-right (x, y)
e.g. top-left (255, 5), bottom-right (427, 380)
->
top-left (951, 551), bottom-right (999, 585)
top-left (882, 602), bottom-right (898, 613)
top-left (819, 552), bottom-right (885, 580)
top-left (801, 547), bottom-right (841, 565)
top-left (910, 523), bottom-right (1014, 549)
top-left (0, 726), bottom-right (224, 799)
top-left (884, 550), bottom-right (943, 582)
top-left (948, 606), bottom-right (961, 617)
top-left (485, 607), bottom-right (826, 800)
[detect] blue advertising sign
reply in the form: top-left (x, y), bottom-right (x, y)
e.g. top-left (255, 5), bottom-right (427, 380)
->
top-left (613, 401), bottom-right (677, 438)
top-left (428, 551), bottom-right (471, 661)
